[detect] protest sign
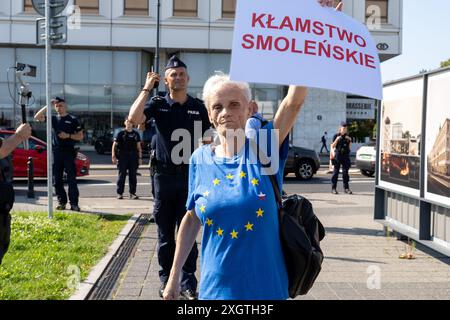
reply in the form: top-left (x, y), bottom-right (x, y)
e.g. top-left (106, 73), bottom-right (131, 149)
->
top-left (230, 0), bottom-right (383, 100)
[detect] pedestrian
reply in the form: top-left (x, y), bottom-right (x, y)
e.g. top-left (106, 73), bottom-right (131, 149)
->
top-left (320, 131), bottom-right (329, 153)
top-left (34, 97), bottom-right (84, 211)
top-left (0, 123), bottom-right (32, 265)
top-left (331, 122), bottom-right (353, 194)
top-left (128, 55), bottom-right (212, 300)
top-left (162, 72), bottom-right (308, 300)
top-left (112, 118), bottom-right (142, 200)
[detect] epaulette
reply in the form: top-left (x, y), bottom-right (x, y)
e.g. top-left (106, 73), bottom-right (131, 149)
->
top-left (194, 97), bottom-right (205, 106)
top-left (152, 95), bottom-right (165, 102)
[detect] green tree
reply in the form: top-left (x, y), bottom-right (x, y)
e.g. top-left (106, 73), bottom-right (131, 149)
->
top-left (441, 58), bottom-right (450, 68)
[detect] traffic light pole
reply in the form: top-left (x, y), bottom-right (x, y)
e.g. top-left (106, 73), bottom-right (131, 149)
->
top-left (45, 0), bottom-right (53, 219)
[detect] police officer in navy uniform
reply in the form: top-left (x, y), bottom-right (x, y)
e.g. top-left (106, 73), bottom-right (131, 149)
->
top-left (128, 56), bottom-right (211, 300)
top-left (0, 123), bottom-right (32, 265)
top-left (35, 97), bottom-right (84, 211)
top-left (112, 118), bottom-right (143, 199)
top-left (331, 122), bottom-right (353, 195)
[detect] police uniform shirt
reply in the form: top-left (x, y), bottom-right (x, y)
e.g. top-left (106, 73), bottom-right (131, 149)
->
top-left (115, 129), bottom-right (141, 153)
top-left (144, 94), bottom-right (211, 167)
top-left (51, 114), bottom-right (82, 149)
top-left (333, 133), bottom-right (351, 156)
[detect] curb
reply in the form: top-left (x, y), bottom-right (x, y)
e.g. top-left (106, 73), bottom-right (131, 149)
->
top-left (69, 213), bottom-right (141, 300)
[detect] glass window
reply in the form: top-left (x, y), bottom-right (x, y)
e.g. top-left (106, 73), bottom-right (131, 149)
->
top-left (89, 51), bottom-right (113, 85)
top-left (24, 0), bottom-right (35, 13)
top-left (113, 52), bottom-right (138, 85)
top-left (366, 0), bottom-right (388, 24)
top-left (65, 51), bottom-right (89, 84)
top-left (0, 48), bottom-right (15, 82)
top-left (222, 0), bottom-right (236, 18)
top-left (173, 0), bottom-right (197, 17)
top-left (75, 0), bottom-right (99, 15)
top-left (124, 0), bottom-right (149, 16)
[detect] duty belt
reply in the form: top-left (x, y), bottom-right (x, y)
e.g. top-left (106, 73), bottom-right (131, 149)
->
top-left (156, 162), bottom-right (188, 175)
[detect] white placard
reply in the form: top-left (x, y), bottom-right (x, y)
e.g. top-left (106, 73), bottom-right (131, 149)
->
top-left (230, 0), bottom-right (382, 100)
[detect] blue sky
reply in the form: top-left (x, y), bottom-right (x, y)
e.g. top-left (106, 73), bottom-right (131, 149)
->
top-left (381, 0), bottom-right (450, 83)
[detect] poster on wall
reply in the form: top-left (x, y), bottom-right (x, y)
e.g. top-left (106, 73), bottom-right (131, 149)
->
top-left (378, 79), bottom-right (423, 197)
top-left (424, 70), bottom-right (450, 207)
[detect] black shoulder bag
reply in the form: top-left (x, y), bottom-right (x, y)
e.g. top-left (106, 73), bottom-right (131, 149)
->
top-left (268, 174), bottom-right (325, 298)
top-left (250, 138), bottom-right (325, 298)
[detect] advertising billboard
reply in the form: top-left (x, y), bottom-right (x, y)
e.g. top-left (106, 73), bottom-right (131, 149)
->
top-left (379, 79), bottom-right (423, 197)
top-left (424, 70), bottom-right (450, 207)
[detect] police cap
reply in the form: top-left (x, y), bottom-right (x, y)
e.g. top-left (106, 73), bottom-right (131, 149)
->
top-left (51, 96), bottom-right (65, 103)
top-left (165, 55), bottom-right (187, 70)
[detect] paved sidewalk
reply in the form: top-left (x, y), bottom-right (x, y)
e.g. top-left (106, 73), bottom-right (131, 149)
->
top-left (110, 191), bottom-right (450, 300)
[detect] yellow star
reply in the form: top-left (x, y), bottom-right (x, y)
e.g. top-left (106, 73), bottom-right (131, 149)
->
top-left (206, 218), bottom-right (213, 227)
top-left (213, 178), bottom-right (220, 186)
top-left (245, 222), bottom-right (254, 231)
top-left (230, 230), bottom-right (238, 239)
top-left (239, 171), bottom-right (247, 179)
top-left (203, 190), bottom-right (210, 197)
top-left (256, 208), bottom-right (264, 217)
top-left (216, 228), bottom-right (224, 236)
top-left (251, 178), bottom-right (259, 186)
top-left (199, 204), bottom-right (206, 213)
top-left (226, 173), bottom-right (234, 180)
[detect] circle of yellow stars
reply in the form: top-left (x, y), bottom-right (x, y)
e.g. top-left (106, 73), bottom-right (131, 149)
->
top-left (197, 170), bottom-right (268, 241)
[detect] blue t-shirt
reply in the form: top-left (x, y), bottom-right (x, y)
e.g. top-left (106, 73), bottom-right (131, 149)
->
top-left (186, 122), bottom-right (289, 300)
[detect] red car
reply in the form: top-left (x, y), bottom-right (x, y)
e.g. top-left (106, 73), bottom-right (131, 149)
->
top-left (0, 129), bottom-right (90, 178)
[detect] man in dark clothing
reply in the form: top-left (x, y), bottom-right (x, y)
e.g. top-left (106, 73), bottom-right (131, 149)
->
top-left (331, 122), bottom-right (352, 195)
top-left (35, 97), bottom-right (84, 211)
top-left (0, 123), bottom-right (32, 265)
top-left (128, 56), bottom-right (211, 300)
top-left (112, 119), bottom-right (142, 199)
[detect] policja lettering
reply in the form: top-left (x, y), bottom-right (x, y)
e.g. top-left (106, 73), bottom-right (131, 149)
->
top-left (178, 304), bottom-right (211, 318)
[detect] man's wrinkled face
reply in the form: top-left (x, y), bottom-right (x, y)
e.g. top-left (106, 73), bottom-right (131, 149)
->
top-left (164, 67), bottom-right (189, 92)
top-left (208, 85), bottom-right (252, 137)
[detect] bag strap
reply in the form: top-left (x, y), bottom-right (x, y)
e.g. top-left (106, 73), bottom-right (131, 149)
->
top-left (248, 138), bottom-right (283, 209)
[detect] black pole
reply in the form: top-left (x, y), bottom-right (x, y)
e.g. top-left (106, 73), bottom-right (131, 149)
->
top-left (153, 0), bottom-right (160, 96)
top-left (21, 97), bottom-right (34, 198)
top-left (27, 156), bottom-right (35, 198)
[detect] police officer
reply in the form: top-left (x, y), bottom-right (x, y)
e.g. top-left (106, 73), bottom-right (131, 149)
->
top-left (128, 56), bottom-right (211, 300)
top-left (34, 97), bottom-right (84, 211)
top-left (331, 122), bottom-right (353, 194)
top-left (0, 123), bottom-right (32, 265)
top-left (112, 118), bottom-right (142, 199)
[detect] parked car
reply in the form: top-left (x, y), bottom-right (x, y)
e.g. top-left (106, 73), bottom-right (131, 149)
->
top-left (0, 129), bottom-right (90, 178)
top-left (356, 142), bottom-right (376, 177)
top-left (94, 128), bottom-right (149, 155)
top-left (284, 145), bottom-right (321, 180)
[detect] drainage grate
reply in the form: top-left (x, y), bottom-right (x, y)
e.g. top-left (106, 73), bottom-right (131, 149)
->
top-left (87, 214), bottom-right (151, 300)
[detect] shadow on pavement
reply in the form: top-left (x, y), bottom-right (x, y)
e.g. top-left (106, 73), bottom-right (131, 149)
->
top-left (324, 256), bottom-right (386, 264)
top-left (325, 227), bottom-right (381, 237)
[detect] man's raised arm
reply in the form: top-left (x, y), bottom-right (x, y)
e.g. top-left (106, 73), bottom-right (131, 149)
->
top-left (34, 106), bottom-right (47, 122)
top-left (273, 86), bottom-right (308, 146)
top-left (129, 72), bottom-right (160, 125)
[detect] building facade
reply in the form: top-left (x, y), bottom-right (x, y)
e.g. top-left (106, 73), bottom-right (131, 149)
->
top-left (0, 0), bottom-right (403, 149)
